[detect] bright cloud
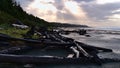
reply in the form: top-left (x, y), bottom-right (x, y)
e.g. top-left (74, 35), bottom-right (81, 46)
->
top-left (25, 0), bottom-right (57, 22)
top-left (96, 0), bottom-right (120, 4)
top-left (16, 0), bottom-right (120, 27)
top-left (30, 0), bottom-right (57, 12)
top-left (39, 0), bottom-right (54, 3)
top-left (107, 14), bottom-right (120, 21)
top-left (58, 0), bottom-right (89, 25)
top-left (65, 1), bottom-right (79, 15)
top-left (112, 9), bottom-right (120, 13)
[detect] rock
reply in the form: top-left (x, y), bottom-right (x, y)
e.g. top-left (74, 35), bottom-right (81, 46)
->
top-left (12, 24), bottom-right (29, 29)
top-left (85, 34), bottom-right (91, 37)
top-left (11, 20), bottom-right (29, 29)
top-left (0, 28), bottom-right (3, 30)
top-left (24, 64), bottom-right (34, 68)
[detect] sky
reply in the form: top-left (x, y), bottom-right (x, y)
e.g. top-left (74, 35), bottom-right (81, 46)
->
top-left (15, 0), bottom-right (120, 27)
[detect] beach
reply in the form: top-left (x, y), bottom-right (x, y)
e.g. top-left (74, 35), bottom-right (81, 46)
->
top-left (0, 27), bottom-right (120, 68)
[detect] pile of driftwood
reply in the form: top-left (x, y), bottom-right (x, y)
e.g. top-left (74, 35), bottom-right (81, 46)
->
top-left (0, 28), bottom-right (116, 65)
top-left (58, 29), bottom-right (87, 35)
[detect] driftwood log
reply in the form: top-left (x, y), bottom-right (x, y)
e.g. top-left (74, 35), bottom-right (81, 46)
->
top-left (0, 33), bottom-right (113, 65)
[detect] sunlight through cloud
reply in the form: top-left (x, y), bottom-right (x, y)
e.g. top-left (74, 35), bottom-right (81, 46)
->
top-left (16, 0), bottom-right (120, 27)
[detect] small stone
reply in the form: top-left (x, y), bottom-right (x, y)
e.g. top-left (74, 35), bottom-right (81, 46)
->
top-left (24, 64), bottom-right (34, 68)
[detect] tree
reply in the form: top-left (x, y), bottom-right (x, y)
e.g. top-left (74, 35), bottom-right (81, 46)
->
top-left (0, 0), bottom-right (49, 27)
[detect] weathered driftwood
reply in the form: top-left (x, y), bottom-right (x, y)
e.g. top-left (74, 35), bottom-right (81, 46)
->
top-left (0, 34), bottom-right (73, 46)
top-left (0, 33), bottom-right (113, 65)
top-left (0, 54), bottom-right (119, 65)
top-left (59, 29), bottom-right (87, 35)
top-left (44, 33), bottom-right (103, 65)
top-left (45, 33), bottom-right (112, 52)
top-left (0, 42), bottom-right (9, 46)
top-left (0, 54), bottom-right (102, 64)
top-left (49, 33), bottom-right (112, 65)
top-left (0, 33), bottom-right (112, 52)
top-left (76, 41), bottom-right (112, 52)
top-left (0, 46), bottom-right (32, 54)
top-left (74, 41), bottom-right (91, 57)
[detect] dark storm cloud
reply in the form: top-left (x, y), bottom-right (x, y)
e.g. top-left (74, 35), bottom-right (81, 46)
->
top-left (81, 2), bottom-right (120, 21)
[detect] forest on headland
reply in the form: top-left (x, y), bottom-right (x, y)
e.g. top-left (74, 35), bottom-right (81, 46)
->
top-left (0, 0), bottom-right (88, 38)
top-left (0, 0), bottom-right (49, 27)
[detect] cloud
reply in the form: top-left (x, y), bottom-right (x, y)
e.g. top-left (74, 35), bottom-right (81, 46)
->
top-left (96, 0), bottom-right (120, 4)
top-left (81, 2), bottom-right (120, 20)
top-left (15, 0), bottom-right (120, 27)
top-left (24, 0), bottom-right (57, 22)
top-left (52, 0), bottom-right (65, 10)
top-left (15, 0), bottom-right (34, 7)
top-left (112, 9), bottom-right (120, 14)
top-left (79, 1), bottom-right (120, 27)
top-left (23, 0), bottom-right (89, 25)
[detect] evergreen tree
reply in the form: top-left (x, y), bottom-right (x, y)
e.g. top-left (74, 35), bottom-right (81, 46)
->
top-left (0, 0), bottom-right (49, 27)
